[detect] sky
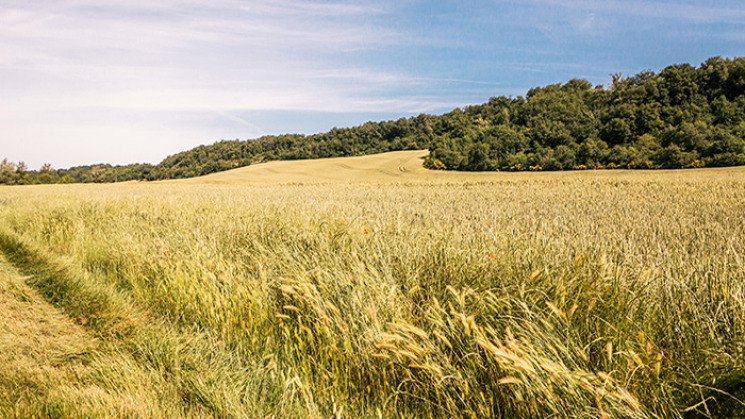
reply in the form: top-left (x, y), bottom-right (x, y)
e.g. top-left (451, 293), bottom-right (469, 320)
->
top-left (2, 0), bottom-right (744, 169)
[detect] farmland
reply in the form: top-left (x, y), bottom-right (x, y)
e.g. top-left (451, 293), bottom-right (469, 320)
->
top-left (0, 150), bottom-right (744, 418)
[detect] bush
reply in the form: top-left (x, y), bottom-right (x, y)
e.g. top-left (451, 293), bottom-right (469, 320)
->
top-left (705, 152), bottom-right (745, 167)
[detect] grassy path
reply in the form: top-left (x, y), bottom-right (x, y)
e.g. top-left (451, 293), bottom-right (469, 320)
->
top-left (0, 235), bottom-right (229, 418)
top-left (0, 254), bottom-right (142, 417)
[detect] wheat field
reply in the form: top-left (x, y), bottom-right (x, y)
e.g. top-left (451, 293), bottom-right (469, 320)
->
top-left (0, 151), bottom-right (744, 418)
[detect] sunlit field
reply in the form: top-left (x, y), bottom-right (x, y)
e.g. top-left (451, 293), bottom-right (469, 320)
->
top-left (1, 151), bottom-right (744, 418)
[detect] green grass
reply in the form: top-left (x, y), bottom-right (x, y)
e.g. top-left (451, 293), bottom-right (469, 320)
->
top-left (0, 151), bottom-right (744, 418)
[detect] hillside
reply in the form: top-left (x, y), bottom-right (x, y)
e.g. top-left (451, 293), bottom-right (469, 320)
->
top-left (1, 55), bottom-right (744, 185)
top-left (182, 148), bottom-right (745, 184)
top-left (12, 147), bottom-right (745, 190)
top-left (183, 149), bottom-right (431, 184)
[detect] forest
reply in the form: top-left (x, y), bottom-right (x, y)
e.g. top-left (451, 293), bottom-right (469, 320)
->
top-left (2, 55), bottom-right (744, 184)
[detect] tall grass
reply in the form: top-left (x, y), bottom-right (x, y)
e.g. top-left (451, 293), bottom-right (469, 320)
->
top-left (0, 170), bottom-right (743, 417)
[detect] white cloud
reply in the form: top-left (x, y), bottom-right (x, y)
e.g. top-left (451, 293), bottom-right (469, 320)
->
top-left (0, 0), bottom-right (413, 115)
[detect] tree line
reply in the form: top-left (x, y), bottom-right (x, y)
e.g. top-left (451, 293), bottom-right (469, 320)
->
top-left (2, 56), bottom-right (744, 185)
top-left (427, 56), bottom-right (745, 171)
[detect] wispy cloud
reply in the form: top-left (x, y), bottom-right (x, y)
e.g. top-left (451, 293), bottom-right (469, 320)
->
top-left (0, 0), bottom-right (416, 115)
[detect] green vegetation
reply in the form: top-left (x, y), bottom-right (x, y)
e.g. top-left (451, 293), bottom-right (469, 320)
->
top-left (1, 154), bottom-right (743, 417)
top-left (427, 56), bottom-right (745, 171)
top-left (2, 56), bottom-right (744, 185)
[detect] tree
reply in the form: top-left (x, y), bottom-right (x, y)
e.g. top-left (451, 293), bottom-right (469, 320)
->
top-left (36, 163), bottom-right (59, 184)
top-left (462, 143), bottom-right (493, 171)
top-left (0, 159), bottom-right (19, 184)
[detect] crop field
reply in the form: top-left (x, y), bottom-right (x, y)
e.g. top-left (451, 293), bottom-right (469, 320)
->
top-left (0, 151), bottom-right (744, 418)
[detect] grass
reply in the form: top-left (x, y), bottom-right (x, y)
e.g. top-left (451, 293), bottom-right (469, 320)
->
top-left (0, 254), bottom-right (209, 418)
top-left (0, 150), bottom-right (744, 418)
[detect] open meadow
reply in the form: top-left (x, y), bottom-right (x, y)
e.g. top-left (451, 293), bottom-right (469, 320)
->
top-left (0, 150), bottom-right (744, 418)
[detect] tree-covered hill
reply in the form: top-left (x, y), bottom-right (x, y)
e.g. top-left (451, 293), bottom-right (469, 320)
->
top-left (2, 56), bottom-right (744, 184)
top-left (427, 56), bottom-right (745, 171)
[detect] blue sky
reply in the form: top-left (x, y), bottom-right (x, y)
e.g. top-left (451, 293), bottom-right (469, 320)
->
top-left (2, 0), bottom-right (744, 169)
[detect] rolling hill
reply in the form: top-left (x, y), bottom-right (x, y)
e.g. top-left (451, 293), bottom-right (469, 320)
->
top-left (181, 148), bottom-right (745, 184)
top-left (182, 150), bottom-right (431, 184)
